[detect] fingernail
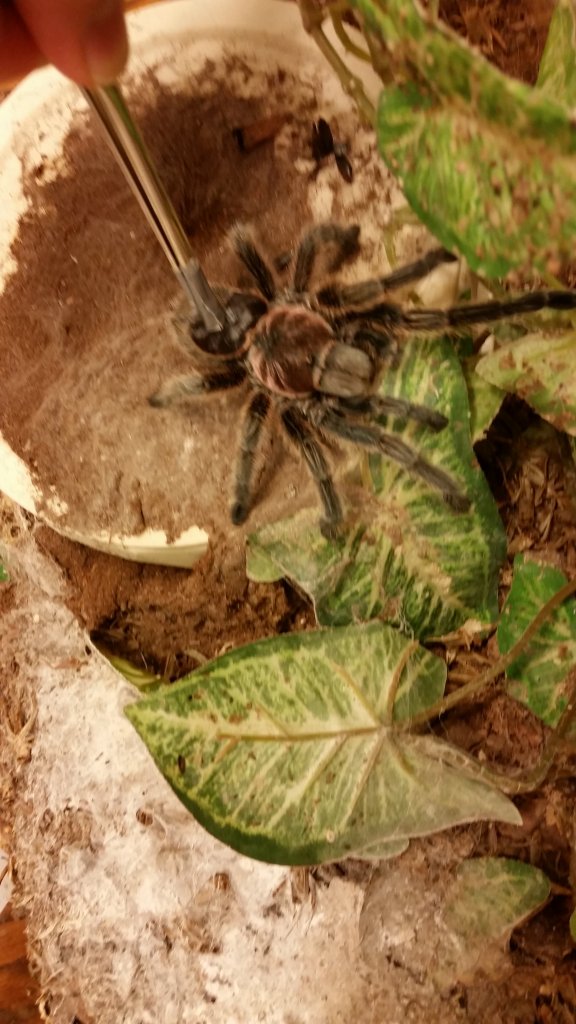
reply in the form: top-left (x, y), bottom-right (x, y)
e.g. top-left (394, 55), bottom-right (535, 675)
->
top-left (84, 5), bottom-right (128, 85)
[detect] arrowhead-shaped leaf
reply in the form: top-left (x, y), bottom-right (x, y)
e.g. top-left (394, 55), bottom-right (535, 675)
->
top-left (476, 331), bottom-right (576, 436)
top-left (536, 0), bottom-right (576, 106)
top-left (351, 0), bottom-right (576, 274)
top-left (359, 853), bottom-right (550, 988)
top-left (126, 623), bottom-right (520, 865)
top-left (434, 857), bottom-right (552, 984)
top-left (443, 857), bottom-right (551, 940)
top-left (498, 555), bottom-right (576, 728)
top-left (248, 336), bottom-right (505, 639)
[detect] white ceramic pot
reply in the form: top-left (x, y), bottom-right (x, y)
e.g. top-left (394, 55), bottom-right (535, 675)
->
top-left (0, 0), bottom-right (380, 567)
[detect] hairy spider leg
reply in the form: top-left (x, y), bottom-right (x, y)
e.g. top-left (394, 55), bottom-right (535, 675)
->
top-left (231, 391), bottom-right (272, 525)
top-left (293, 223), bottom-right (360, 293)
top-left (281, 406), bottom-right (343, 536)
top-left (230, 225), bottom-right (276, 300)
top-left (337, 395), bottom-right (448, 431)
top-left (339, 321), bottom-right (399, 363)
top-left (148, 365), bottom-right (246, 407)
top-left (317, 247), bottom-right (457, 307)
top-left (336, 289), bottom-right (576, 335)
top-left (318, 409), bottom-right (471, 513)
top-left (395, 288), bottom-right (576, 331)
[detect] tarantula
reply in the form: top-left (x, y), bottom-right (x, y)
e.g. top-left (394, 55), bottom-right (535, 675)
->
top-left (150, 222), bottom-right (576, 536)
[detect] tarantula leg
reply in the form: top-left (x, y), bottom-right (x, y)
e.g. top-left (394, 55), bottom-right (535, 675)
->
top-left (281, 407), bottom-right (343, 538)
top-left (317, 247), bottom-right (456, 307)
top-left (293, 223), bottom-right (360, 293)
top-left (231, 391), bottom-right (271, 525)
top-left (337, 395), bottom-right (448, 432)
top-left (349, 288), bottom-right (576, 334)
top-left (149, 365), bottom-right (246, 407)
top-left (399, 288), bottom-right (576, 331)
top-left (230, 224), bottom-right (276, 301)
top-left (319, 410), bottom-right (471, 512)
top-left (338, 322), bottom-right (398, 361)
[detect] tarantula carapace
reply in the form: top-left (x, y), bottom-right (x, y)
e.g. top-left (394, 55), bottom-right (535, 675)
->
top-left (150, 222), bottom-right (576, 537)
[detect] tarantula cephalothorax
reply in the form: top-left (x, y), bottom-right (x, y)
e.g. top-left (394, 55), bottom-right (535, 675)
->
top-left (150, 222), bottom-right (576, 537)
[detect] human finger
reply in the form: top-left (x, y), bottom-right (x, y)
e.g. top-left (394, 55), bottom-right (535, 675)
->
top-left (14, 0), bottom-right (128, 85)
top-left (0, 4), bottom-right (43, 86)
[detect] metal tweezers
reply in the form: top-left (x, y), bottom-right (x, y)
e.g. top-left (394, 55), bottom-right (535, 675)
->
top-left (81, 83), bottom-right (227, 333)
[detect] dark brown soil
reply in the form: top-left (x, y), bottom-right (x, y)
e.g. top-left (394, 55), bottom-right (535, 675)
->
top-left (477, 401), bottom-right (576, 576)
top-left (35, 523), bottom-right (314, 679)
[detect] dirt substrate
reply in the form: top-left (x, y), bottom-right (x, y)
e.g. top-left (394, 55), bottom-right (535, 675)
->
top-left (36, 522), bottom-right (315, 679)
top-left (0, 48), bottom-right (401, 544)
top-left (439, 0), bottom-right (556, 83)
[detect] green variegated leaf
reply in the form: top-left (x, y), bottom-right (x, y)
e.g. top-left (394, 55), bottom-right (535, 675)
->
top-left (359, 854), bottom-right (550, 988)
top-left (570, 907), bottom-right (576, 942)
top-left (443, 858), bottom-right (551, 941)
top-left (242, 545), bottom-right (283, 583)
top-left (126, 623), bottom-right (520, 865)
top-left (348, 0), bottom-right (576, 274)
top-left (498, 555), bottom-right (576, 728)
top-left (0, 560), bottom-right (7, 583)
top-left (536, 0), bottom-right (576, 106)
top-left (476, 331), bottom-right (576, 436)
top-left (248, 336), bottom-right (505, 639)
top-left (433, 857), bottom-right (552, 984)
top-left (355, 837), bottom-right (409, 861)
top-left (464, 360), bottom-right (505, 444)
top-left (374, 83), bottom-right (576, 277)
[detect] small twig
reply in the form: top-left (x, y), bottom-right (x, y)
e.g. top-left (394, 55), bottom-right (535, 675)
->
top-left (232, 114), bottom-right (287, 153)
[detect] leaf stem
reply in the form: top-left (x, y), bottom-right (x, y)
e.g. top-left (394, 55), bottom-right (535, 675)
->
top-left (398, 577), bottom-right (576, 795)
top-left (404, 577), bottom-right (576, 730)
top-left (330, 11), bottom-right (372, 63)
top-left (297, 0), bottom-right (376, 123)
top-left (429, 668), bottom-right (576, 795)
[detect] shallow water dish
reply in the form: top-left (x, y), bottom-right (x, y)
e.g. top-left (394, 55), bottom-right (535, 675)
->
top-left (0, 0), bottom-right (380, 567)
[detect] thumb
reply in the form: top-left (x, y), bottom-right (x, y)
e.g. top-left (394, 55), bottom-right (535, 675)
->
top-left (14, 0), bottom-right (129, 85)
